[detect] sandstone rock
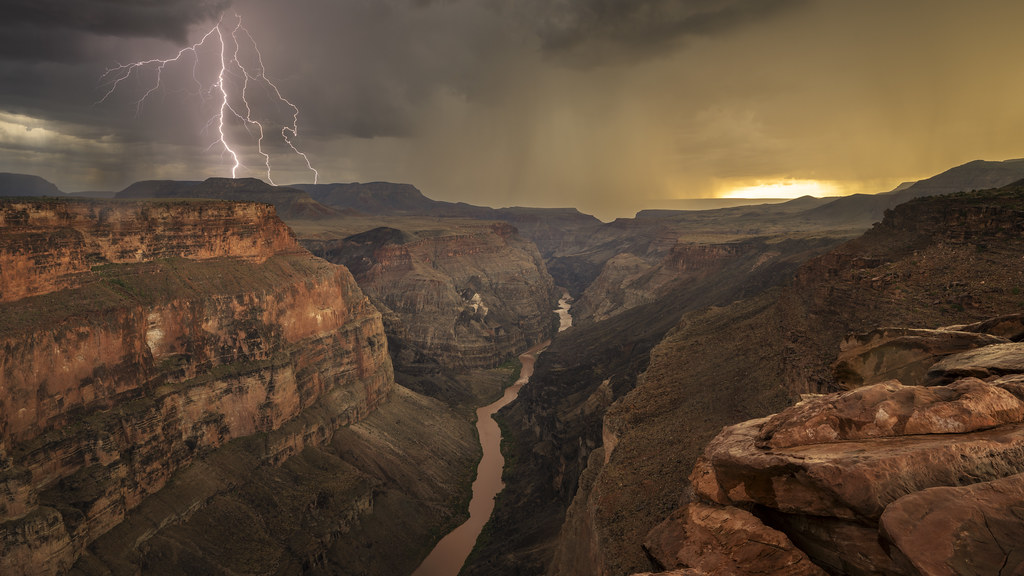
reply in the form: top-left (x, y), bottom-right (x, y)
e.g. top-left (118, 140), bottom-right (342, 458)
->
top-left (879, 472), bottom-right (1024, 576)
top-left (0, 507), bottom-right (75, 576)
top-left (927, 342), bottom-right (1024, 384)
top-left (0, 198), bottom-right (299, 303)
top-left (698, 416), bottom-right (1024, 521)
top-left (833, 328), bottom-right (1007, 389)
top-left (557, 187), bottom-right (1024, 576)
top-left (690, 333), bottom-right (1024, 575)
top-left (757, 378), bottom-right (1024, 449)
top-left (643, 502), bottom-right (825, 576)
top-left (761, 511), bottom-right (913, 576)
top-left (994, 373), bottom-right (1024, 401)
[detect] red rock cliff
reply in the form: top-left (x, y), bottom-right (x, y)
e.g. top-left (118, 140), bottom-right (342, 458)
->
top-left (0, 198), bottom-right (297, 303)
top-left (0, 198), bottom-right (393, 575)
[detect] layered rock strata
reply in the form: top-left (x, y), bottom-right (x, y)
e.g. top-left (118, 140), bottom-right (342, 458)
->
top-left (0, 198), bottom-right (393, 575)
top-left (303, 223), bottom-right (558, 371)
top-left (0, 198), bottom-right (296, 303)
top-left (571, 243), bottom-right (743, 325)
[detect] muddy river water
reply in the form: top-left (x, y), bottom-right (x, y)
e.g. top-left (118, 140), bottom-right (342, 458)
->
top-left (412, 293), bottom-right (572, 576)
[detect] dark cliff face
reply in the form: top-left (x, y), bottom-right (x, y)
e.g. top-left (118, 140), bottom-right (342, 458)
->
top-left (0, 198), bottom-right (395, 575)
top-left (563, 188), bottom-right (1024, 575)
top-left (304, 222), bottom-right (560, 371)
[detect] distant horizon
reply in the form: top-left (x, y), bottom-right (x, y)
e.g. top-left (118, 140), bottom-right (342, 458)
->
top-left (3, 169), bottom-right (869, 221)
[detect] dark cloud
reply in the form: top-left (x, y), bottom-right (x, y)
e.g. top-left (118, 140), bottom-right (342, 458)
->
top-left (0, 0), bottom-right (229, 64)
top-left (529, 0), bottom-right (805, 63)
top-left (4, 0), bottom-right (230, 43)
top-left (234, 0), bottom-right (516, 140)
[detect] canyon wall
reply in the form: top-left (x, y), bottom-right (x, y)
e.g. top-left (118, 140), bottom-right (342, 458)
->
top-left (303, 222), bottom-right (559, 371)
top-left (463, 233), bottom-right (845, 576)
top-left (0, 198), bottom-right (394, 575)
top-left (559, 187), bottom-right (1024, 575)
top-left (0, 198), bottom-right (296, 303)
top-left (572, 242), bottom-right (747, 325)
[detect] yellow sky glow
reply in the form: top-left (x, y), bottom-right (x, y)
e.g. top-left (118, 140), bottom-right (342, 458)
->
top-left (718, 179), bottom-right (841, 200)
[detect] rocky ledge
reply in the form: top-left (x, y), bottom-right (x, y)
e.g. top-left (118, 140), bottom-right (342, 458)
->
top-left (646, 315), bottom-right (1024, 576)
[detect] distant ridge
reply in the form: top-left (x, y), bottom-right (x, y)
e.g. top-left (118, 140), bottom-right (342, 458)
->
top-left (0, 173), bottom-right (64, 197)
top-left (117, 177), bottom-right (341, 219)
top-left (804, 158), bottom-right (1024, 225)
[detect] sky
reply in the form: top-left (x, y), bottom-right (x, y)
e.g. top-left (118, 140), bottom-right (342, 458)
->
top-left (2, 0), bottom-right (1024, 219)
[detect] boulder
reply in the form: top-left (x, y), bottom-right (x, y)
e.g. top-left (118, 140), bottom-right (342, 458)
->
top-left (879, 472), bottom-right (1024, 576)
top-left (688, 331), bottom-right (1024, 576)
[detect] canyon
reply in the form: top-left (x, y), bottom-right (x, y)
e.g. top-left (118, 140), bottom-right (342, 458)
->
top-left (300, 222), bottom-right (558, 372)
top-left (550, 186), bottom-right (1024, 575)
top-left (0, 197), bottom-right (503, 576)
top-left (3, 158), bottom-right (1024, 575)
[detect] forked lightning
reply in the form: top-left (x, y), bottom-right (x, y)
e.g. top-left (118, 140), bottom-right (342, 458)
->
top-left (98, 14), bottom-right (318, 184)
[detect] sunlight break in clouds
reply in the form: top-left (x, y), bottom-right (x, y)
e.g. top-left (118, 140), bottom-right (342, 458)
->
top-left (718, 178), bottom-right (841, 200)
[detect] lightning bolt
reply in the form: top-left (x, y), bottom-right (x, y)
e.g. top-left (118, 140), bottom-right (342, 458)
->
top-left (98, 14), bottom-right (318, 184)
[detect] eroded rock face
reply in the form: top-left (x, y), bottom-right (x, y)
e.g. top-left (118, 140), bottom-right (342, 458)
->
top-left (0, 198), bottom-right (394, 575)
top-left (305, 223), bottom-right (558, 370)
top-left (672, 322), bottom-right (1024, 575)
top-left (942, 312), bottom-right (1024, 341)
top-left (572, 242), bottom-right (745, 326)
top-left (0, 198), bottom-right (298, 303)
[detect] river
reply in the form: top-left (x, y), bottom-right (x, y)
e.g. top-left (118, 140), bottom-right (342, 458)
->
top-left (411, 292), bottom-right (572, 576)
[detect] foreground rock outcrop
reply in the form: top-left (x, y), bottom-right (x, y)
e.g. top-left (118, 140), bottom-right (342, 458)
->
top-left (676, 322), bottom-right (1024, 575)
top-left (0, 198), bottom-right (394, 574)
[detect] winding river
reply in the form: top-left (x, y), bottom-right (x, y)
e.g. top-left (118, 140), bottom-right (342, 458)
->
top-left (412, 292), bottom-right (572, 576)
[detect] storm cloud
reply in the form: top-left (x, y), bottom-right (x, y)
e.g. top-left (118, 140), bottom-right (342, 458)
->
top-left (2, 0), bottom-right (1024, 218)
top-left (530, 0), bottom-right (804, 63)
top-left (3, 0), bottom-right (229, 45)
